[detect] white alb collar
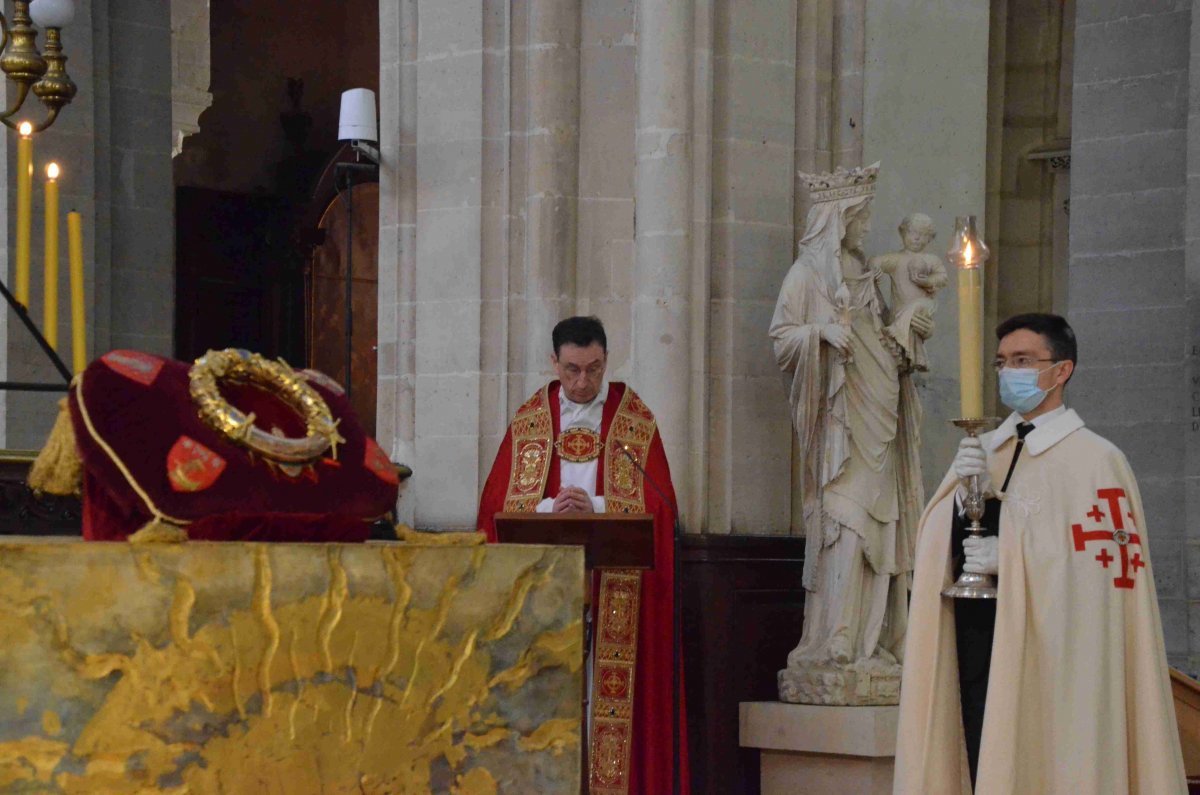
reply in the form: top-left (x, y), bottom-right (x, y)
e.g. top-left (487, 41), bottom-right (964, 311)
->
top-left (987, 405), bottom-right (1083, 456)
top-left (560, 381), bottom-right (609, 412)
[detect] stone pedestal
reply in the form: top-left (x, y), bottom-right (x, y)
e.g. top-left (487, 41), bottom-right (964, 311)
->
top-left (777, 657), bottom-right (901, 705)
top-left (740, 701), bottom-right (897, 795)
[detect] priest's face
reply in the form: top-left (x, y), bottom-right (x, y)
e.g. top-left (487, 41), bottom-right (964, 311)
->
top-left (996, 328), bottom-right (1074, 395)
top-left (552, 342), bottom-right (607, 404)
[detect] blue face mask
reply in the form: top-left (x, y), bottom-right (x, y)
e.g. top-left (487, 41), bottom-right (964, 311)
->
top-left (998, 363), bottom-right (1060, 414)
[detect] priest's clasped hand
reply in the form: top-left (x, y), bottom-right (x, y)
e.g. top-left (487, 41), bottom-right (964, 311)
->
top-left (552, 485), bottom-right (593, 513)
top-left (962, 535), bottom-right (999, 575)
top-left (953, 436), bottom-right (991, 495)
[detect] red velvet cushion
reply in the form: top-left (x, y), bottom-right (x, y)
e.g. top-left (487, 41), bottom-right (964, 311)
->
top-left (70, 350), bottom-right (398, 542)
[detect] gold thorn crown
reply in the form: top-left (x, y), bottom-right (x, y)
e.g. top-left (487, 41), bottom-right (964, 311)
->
top-left (799, 162), bottom-right (880, 203)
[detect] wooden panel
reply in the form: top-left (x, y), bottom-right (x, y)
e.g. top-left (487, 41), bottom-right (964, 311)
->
top-left (0, 453), bottom-right (80, 536)
top-left (308, 183), bottom-right (379, 436)
top-left (494, 512), bottom-right (655, 569)
top-left (1172, 669), bottom-right (1200, 782)
top-left (681, 534), bottom-right (806, 795)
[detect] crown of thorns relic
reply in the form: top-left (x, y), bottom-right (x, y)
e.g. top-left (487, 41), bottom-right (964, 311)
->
top-left (189, 348), bottom-right (346, 463)
top-left (799, 162), bottom-right (880, 203)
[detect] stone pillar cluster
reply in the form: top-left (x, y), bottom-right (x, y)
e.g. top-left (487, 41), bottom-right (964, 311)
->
top-left (375, 0), bottom-right (992, 535)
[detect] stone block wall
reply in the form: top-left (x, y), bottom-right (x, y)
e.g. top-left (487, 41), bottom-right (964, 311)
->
top-left (1069, 0), bottom-right (1194, 668)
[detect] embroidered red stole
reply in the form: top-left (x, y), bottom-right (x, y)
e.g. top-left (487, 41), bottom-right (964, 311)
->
top-left (501, 384), bottom-right (657, 795)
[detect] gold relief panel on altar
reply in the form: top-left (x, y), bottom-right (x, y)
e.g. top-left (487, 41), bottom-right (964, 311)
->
top-left (0, 539), bottom-right (584, 793)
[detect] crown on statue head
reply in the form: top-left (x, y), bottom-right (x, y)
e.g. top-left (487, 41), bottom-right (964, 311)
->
top-left (799, 162), bottom-right (880, 203)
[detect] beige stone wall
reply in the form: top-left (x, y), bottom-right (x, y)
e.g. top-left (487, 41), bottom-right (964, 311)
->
top-left (1071, 0), bottom-right (1193, 669)
top-left (377, 0), bottom-right (993, 532)
top-left (863, 0), bottom-right (991, 498)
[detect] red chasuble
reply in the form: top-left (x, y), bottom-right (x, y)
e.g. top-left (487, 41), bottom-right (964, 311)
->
top-left (477, 381), bottom-right (689, 795)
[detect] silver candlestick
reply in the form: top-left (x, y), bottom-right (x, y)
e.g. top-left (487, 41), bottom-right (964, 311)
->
top-left (942, 416), bottom-right (1000, 599)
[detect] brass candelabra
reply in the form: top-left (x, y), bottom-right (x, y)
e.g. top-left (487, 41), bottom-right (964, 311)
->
top-left (0, 1), bottom-right (76, 132)
top-left (942, 416), bottom-right (1001, 599)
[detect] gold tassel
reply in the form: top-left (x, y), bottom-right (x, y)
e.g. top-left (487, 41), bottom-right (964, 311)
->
top-left (27, 398), bottom-right (83, 496)
top-left (128, 516), bottom-right (189, 544)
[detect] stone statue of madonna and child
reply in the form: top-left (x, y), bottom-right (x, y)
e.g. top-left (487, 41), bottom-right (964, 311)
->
top-left (769, 163), bottom-right (946, 705)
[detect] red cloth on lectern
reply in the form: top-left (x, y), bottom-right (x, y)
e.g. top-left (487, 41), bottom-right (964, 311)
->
top-left (70, 350), bottom-right (398, 542)
top-left (477, 381), bottom-right (690, 795)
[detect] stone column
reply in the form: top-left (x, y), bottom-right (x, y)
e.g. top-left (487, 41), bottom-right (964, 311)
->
top-left (707, 2), bottom-right (798, 535)
top-left (1189, 0), bottom-right (1200, 677)
top-left (170, 0), bottom-right (213, 156)
top-left (575, 0), bottom-right (637, 369)
top-left (689, 0), bottom-right (714, 531)
top-left (833, 0), bottom-right (865, 167)
top-left (477, 0), bottom-right (513, 488)
top-left (376, 0), bottom-right (418, 522)
top-left (2, 0), bottom-right (173, 449)
top-left (410, 0), bottom-right (486, 528)
top-left (516, 0), bottom-right (580, 399)
top-left (1070, 0), bottom-right (1191, 666)
top-left (633, 0), bottom-right (693, 521)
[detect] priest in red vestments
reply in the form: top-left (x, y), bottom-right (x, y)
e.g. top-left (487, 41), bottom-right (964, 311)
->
top-left (477, 316), bottom-right (687, 795)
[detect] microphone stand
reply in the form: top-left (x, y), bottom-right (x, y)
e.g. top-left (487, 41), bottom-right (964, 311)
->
top-left (618, 444), bottom-right (683, 795)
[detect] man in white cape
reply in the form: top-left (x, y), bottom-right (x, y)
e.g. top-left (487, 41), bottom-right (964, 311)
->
top-left (894, 313), bottom-right (1185, 794)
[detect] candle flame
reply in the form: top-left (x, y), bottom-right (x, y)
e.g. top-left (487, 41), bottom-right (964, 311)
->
top-left (18, 121), bottom-right (32, 137)
top-left (46, 162), bottom-right (60, 180)
top-left (963, 239), bottom-right (974, 262)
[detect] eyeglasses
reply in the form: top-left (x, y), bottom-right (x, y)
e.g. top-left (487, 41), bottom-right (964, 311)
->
top-left (992, 356), bottom-right (1058, 371)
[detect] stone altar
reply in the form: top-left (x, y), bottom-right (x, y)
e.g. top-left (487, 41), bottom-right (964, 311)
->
top-left (0, 538), bottom-right (583, 793)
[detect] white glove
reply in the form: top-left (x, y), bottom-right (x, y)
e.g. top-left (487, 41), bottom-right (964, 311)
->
top-left (962, 535), bottom-right (999, 575)
top-left (953, 436), bottom-right (990, 495)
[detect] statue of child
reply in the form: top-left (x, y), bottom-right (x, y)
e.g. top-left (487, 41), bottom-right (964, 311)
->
top-left (870, 213), bottom-right (947, 372)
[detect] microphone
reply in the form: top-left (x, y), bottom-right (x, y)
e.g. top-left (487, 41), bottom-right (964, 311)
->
top-left (617, 443), bottom-right (681, 536)
top-left (617, 443), bottom-right (683, 795)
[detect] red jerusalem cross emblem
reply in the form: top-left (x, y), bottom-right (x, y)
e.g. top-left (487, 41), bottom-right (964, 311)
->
top-left (1071, 487), bottom-right (1144, 589)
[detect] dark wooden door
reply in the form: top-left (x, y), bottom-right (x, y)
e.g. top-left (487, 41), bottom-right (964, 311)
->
top-left (307, 183), bottom-right (378, 436)
top-left (174, 187), bottom-right (306, 365)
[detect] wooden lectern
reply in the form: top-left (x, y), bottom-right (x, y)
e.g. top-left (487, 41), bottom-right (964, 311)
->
top-left (493, 511), bottom-right (655, 792)
top-left (493, 511), bottom-right (655, 570)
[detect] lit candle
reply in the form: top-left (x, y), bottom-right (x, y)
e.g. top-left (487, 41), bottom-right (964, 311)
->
top-left (43, 162), bottom-right (60, 350)
top-left (14, 121), bottom-right (33, 307)
top-left (950, 215), bottom-right (989, 419)
top-left (67, 210), bottom-right (85, 374)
